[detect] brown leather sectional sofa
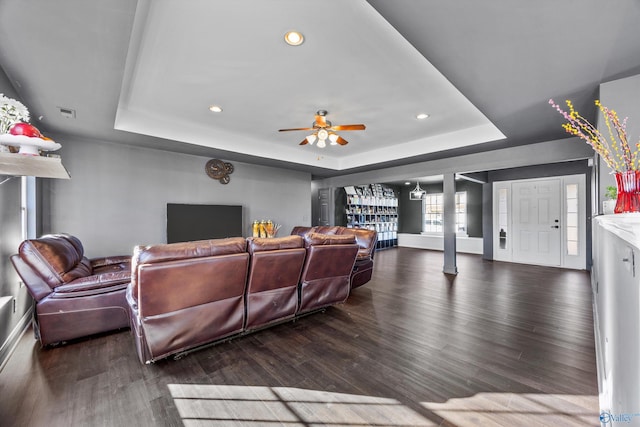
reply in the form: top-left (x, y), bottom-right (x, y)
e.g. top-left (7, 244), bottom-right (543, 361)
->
top-left (127, 232), bottom-right (360, 363)
top-left (11, 226), bottom-right (377, 363)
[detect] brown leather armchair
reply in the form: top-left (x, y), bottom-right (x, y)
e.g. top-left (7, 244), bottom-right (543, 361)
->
top-left (245, 235), bottom-right (306, 331)
top-left (10, 233), bottom-right (131, 346)
top-left (127, 237), bottom-right (249, 364)
top-left (297, 232), bottom-right (359, 315)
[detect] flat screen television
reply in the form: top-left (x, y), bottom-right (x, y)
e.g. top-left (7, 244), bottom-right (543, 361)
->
top-left (167, 203), bottom-right (243, 243)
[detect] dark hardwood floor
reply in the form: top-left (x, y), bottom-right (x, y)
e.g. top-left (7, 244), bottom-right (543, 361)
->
top-left (0, 248), bottom-right (599, 426)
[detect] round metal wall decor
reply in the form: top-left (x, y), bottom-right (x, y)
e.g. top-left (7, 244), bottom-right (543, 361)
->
top-left (205, 159), bottom-right (234, 184)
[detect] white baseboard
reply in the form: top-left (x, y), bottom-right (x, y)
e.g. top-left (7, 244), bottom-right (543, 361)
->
top-left (398, 233), bottom-right (483, 254)
top-left (0, 305), bottom-right (33, 372)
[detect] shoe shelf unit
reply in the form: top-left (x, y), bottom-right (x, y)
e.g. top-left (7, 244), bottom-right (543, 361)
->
top-left (344, 184), bottom-right (398, 250)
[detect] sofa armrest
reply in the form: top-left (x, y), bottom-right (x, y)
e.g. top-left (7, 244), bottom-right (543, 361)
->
top-left (53, 271), bottom-right (131, 296)
top-left (10, 254), bottom-right (53, 302)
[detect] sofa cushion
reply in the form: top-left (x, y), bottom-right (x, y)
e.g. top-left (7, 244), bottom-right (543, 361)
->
top-left (134, 237), bottom-right (247, 265)
top-left (313, 226), bottom-right (340, 235)
top-left (247, 235), bottom-right (303, 254)
top-left (19, 233), bottom-right (91, 288)
top-left (304, 232), bottom-right (356, 247)
top-left (290, 226), bottom-right (313, 237)
top-left (53, 270), bottom-right (132, 295)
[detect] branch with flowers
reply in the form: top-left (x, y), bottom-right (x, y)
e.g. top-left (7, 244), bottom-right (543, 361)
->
top-left (549, 98), bottom-right (640, 172)
top-left (0, 93), bottom-right (30, 135)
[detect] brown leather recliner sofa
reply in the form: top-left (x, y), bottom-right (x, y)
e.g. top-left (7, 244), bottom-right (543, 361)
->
top-left (10, 233), bottom-right (131, 346)
top-left (290, 226), bottom-right (377, 290)
top-left (127, 233), bottom-right (359, 364)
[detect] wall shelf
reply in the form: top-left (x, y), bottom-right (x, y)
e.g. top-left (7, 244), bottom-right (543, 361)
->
top-left (344, 184), bottom-right (398, 250)
top-left (0, 153), bottom-right (70, 179)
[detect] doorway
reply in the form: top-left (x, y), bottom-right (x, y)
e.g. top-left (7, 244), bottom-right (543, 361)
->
top-left (318, 188), bottom-right (331, 226)
top-left (493, 175), bottom-right (586, 269)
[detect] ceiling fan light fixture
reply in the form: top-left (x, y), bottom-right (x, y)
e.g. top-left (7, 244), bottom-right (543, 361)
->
top-left (317, 128), bottom-right (329, 141)
top-left (280, 110), bottom-right (363, 148)
top-left (284, 31), bottom-right (304, 46)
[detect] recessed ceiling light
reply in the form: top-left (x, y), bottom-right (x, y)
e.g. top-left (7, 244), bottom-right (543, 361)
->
top-left (209, 105), bottom-right (223, 113)
top-left (416, 113), bottom-right (430, 120)
top-left (284, 31), bottom-right (304, 46)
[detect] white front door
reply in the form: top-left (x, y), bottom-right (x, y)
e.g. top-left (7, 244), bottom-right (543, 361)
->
top-left (511, 179), bottom-right (561, 266)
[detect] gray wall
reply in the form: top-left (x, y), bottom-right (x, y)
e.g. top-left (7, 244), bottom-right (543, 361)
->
top-left (42, 136), bottom-right (312, 257)
top-left (397, 180), bottom-right (482, 236)
top-left (398, 186), bottom-right (423, 234)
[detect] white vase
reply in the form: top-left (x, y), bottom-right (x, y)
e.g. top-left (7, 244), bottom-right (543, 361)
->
top-left (603, 199), bottom-right (616, 215)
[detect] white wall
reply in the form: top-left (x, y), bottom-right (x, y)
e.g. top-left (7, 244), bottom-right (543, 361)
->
top-left (42, 137), bottom-right (312, 257)
top-left (598, 73), bottom-right (640, 208)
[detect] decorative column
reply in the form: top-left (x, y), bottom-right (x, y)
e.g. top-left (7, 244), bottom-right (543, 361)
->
top-left (443, 172), bottom-right (458, 275)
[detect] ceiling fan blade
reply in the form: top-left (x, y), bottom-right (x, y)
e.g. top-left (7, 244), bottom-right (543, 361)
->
top-left (299, 138), bottom-right (309, 145)
top-left (279, 127), bottom-right (314, 132)
top-left (330, 124), bottom-right (366, 131)
top-left (315, 114), bottom-right (327, 128)
top-left (336, 136), bottom-right (349, 145)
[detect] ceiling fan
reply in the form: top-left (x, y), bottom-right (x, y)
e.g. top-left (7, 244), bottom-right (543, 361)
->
top-left (279, 110), bottom-right (365, 148)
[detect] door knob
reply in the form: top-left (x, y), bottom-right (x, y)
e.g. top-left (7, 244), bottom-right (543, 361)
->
top-left (551, 225), bottom-right (559, 229)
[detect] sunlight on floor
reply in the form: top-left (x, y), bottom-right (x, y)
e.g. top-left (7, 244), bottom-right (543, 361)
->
top-left (169, 384), bottom-right (433, 426)
top-left (423, 392), bottom-right (599, 426)
top-left (168, 384), bottom-right (599, 426)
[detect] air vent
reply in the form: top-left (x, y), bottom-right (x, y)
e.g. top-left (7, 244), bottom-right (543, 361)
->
top-left (58, 107), bottom-right (76, 119)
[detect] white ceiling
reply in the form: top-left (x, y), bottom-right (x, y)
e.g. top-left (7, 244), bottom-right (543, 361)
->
top-left (0, 0), bottom-right (639, 178)
top-left (115, 0), bottom-right (504, 171)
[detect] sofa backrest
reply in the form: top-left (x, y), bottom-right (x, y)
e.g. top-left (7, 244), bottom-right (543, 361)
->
top-left (17, 233), bottom-right (92, 289)
top-left (290, 226), bottom-right (313, 237)
top-left (298, 232), bottom-right (359, 314)
top-left (131, 237), bottom-right (250, 360)
top-left (336, 227), bottom-right (378, 260)
top-left (130, 237), bottom-right (248, 311)
top-left (247, 235), bottom-right (303, 254)
top-left (313, 226), bottom-right (341, 235)
top-left (245, 235), bottom-right (306, 330)
top-left (291, 226), bottom-right (378, 260)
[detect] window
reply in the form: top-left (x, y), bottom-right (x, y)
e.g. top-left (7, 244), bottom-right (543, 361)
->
top-left (566, 183), bottom-right (579, 256)
top-left (423, 193), bottom-right (442, 232)
top-left (423, 192), bottom-right (467, 234)
top-left (497, 188), bottom-right (508, 249)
